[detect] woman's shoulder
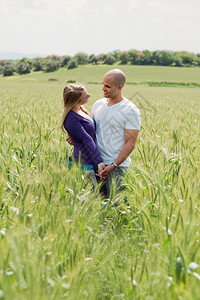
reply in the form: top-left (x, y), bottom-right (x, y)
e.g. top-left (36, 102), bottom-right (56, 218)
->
top-left (64, 111), bottom-right (80, 129)
top-left (65, 110), bottom-right (80, 121)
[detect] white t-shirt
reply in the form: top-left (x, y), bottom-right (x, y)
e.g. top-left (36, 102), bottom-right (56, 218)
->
top-left (91, 97), bottom-right (141, 167)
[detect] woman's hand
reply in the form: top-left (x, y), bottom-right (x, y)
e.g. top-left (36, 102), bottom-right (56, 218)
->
top-left (97, 162), bottom-right (105, 179)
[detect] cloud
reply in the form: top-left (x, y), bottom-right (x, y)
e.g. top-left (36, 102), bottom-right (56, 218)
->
top-left (0, 0), bottom-right (199, 55)
top-left (148, 0), bottom-right (200, 15)
top-left (0, 0), bottom-right (94, 18)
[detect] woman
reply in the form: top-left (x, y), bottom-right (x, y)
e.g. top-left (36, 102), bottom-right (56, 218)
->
top-left (61, 83), bottom-right (105, 183)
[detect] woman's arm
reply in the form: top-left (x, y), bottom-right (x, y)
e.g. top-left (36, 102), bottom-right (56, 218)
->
top-left (65, 113), bottom-right (103, 166)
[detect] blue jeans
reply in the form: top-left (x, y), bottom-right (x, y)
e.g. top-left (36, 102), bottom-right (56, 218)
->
top-left (95, 165), bottom-right (128, 198)
top-left (67, 160), bottom-right (98, 187)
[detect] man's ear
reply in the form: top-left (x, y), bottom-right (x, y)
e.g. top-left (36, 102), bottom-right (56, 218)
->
top-left (118, 84), bottom-right (123, 92)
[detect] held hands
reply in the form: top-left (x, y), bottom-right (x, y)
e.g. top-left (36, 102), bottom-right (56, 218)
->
top-left (100, 164), bottom-right (115, 179)
top-left (66, 132), bottom-right (116, 180)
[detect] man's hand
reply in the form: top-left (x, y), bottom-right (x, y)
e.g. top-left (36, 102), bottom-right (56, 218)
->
top-left (99, 129), bottom-right (139, 179)
top-left (96, 162), bottom-right (106, 180)
top-left (66, 133), bottom-right (73, 145)
top-left (100, 164), bottom-right (115, 179)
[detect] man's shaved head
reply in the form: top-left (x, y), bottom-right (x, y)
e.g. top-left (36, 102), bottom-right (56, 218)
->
top-left (104, 69), bottom-right (126, 87)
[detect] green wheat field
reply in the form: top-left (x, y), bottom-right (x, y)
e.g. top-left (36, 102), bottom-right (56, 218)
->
top-left (0, 65), bottom-right (200, 299)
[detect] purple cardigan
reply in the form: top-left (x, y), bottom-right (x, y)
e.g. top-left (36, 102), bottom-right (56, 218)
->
top-left (64, 110), bottom-right (103, 165)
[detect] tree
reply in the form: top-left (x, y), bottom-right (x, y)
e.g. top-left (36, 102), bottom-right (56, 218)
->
top-left (74, 52), bottom-right (88, 64)
top-left (174, 56), bottom-right (184, 67)
top-left (104, 54), bottom-right (117, 65)
top-left (45, 55), bottom-right (61, 62)
top-left (141, 50), bottom-right (152, 65)
top-left (67, 59), bottom-right (78, 69)
top-left (17, 62), bottom-right (31, 74)
top-left (197, 54), bottom-right (200, 66)
top-left (134, 51), bottom-right (145, 65)
top-left (0, 60), bottom-right (7, 67)
top-left (44, 60), bottom-right (60, 72)
top-left (151, 51), bottom-right (161, 65)
top-left (112, 49), bottom-right (120, 60)
top-left (158, 51), bottom-right (175, 66)
top-left (33, 58), bottom-right (44, 71)
top-left (119, 51), bottom-right (128, 64)
top-left (20, 58), bottom-right (33, 68)
top-left (3, 63), bottom-right (16, 76)
top-left (128, 49), bottom-right (138, 64)
top-left (89, 54), bottom-right (99, 65)
top-left (181, 52), bottom-right (197, 66)
top-left (61, 56), bottom-right (71, 67)
top-left (97, 53), bottom-right (107, 63)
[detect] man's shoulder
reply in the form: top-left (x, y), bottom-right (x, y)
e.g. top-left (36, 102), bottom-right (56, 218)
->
top-left (92, 98), bottom-right (106, 110)
top-left (93, 98), bottom-right (106, 105)
top-left (121, 98), bottom-right (140, 112)
top-left (122, 97), bottom-right (136, 106)
top-left (120, 98), bottom-right (141, 129)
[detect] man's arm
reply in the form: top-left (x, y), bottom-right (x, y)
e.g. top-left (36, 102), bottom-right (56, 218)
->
top-left (100, 129), bottom-right (139, 177)
top-left (66, 132), bottom-right (74, 145)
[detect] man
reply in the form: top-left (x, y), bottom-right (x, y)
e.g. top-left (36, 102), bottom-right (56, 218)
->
top-left (91, 69), bottom-right (141, 198)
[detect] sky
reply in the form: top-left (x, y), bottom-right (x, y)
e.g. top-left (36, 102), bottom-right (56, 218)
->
top-left (0, 0), bottom-right (200, 57)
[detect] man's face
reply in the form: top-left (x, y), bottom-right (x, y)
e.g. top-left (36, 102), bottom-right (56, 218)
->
top-left (102, 75), bottom-right (119, 99)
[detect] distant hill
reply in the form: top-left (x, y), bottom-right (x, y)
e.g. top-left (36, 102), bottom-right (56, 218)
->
top-left (0, 50), bottom-right (47, 60)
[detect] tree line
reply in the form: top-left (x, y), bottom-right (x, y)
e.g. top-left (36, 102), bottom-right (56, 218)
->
top-left (0, 49), bottom-right (200, 76)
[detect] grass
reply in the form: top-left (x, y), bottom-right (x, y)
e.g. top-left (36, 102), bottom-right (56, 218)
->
top-left (0, 65), bottom-right (200, 299)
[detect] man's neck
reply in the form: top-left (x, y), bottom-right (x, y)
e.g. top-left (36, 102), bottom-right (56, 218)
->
top-left (107, 95), bottom-right (124, 107)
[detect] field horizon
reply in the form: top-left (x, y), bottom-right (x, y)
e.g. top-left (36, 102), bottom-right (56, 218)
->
top-left (1, 64), bottom-right (200, 84)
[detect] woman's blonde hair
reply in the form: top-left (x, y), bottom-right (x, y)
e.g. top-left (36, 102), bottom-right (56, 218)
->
top-left (61, 83), bottom-right (88, 131)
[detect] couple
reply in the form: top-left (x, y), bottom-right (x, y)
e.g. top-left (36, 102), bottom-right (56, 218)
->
top-left (61, 69), bottom-right (141, 198)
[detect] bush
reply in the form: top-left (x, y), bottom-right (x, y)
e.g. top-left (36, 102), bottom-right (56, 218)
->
top-left (45, 55), bottom-right (61, 62)
top-left (140, 50), bottom-right (152, 65)
top-left (104, 54), bottom-right (117, 65)
top-left (44, 60), bottom-right (60, 72)
top-left (175, 51), bottom-right (198, 66)
top-left (112, 50), bottom-right (120, 60)
top-left (61, 56), bottom-right (71, 67)
top-left (66, 80), bottom-right (76, 83)
top-left (158, 51), bottom-right (175, 66)
top-left (97, 53), bottom-right (107, 62)
top-left (128, 49), bottom-right (138, 65)
top-left (67, 60), bottom-right (78, 69)
top-left (0, 65), bottom-right (3, 74)
top-left (0, 60), bottom-right (7, 66)
top-left (3, 63), bottom-right (16, 76)
top-left (89, 54), bottom-right (99, 65)
top-left (17, 62), bottom-right (31, 74)
top-left (33, 58), bottom-right (44, 71)
top-left (119, 51), bottom-right (128, 64)
top-left (197, 54), bottom-right (200, 65)
top-left (174, 57), bottom-right (184, 67)
top-left (74, 52), bottom-right (88, 65)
